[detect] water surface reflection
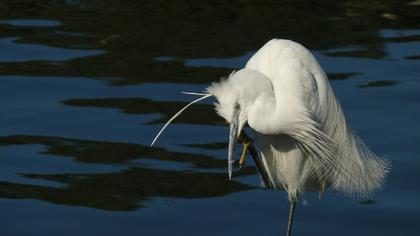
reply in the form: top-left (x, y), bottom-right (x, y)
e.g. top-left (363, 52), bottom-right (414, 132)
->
top-left (0, 0), bottom-right (419, 235)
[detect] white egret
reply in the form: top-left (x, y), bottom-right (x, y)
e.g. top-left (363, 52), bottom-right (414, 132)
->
top-left (151, 39), bottom-right (389, 236)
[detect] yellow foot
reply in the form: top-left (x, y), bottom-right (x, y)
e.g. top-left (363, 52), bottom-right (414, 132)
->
top-left (239, 141), bottom-right (250, 168)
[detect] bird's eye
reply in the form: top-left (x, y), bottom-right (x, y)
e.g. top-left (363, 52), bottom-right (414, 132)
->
top-left (234, 103), bottom-right (240, 110)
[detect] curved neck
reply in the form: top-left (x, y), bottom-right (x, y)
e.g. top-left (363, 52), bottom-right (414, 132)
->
top-left (247, 91), bottom-right (280, 134)
top-left (244, 71), bottom-right (282, 134)
top-left (246, 71), bottom-right (299, 135)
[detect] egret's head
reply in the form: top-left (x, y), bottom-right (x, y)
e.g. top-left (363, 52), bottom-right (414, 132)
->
top-left (206, 69), bottom-right (272, 179)
top-left (151, 68), bottom-right (271, 180)
top-left (207, 70), bottom-right (268, 131)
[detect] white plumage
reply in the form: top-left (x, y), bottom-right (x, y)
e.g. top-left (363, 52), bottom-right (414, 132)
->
top-left (151, 39), bottom-right (390, 235)
top-left (152, 38), bottom-right (389, 201)
top-left (207, 39), bottom-right (389, 201)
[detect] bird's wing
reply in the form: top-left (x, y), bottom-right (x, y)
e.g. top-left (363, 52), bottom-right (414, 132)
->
top-left (245, 40), bottom-right (342, 185)
top-left (247, 39), bottom-right (389, 197)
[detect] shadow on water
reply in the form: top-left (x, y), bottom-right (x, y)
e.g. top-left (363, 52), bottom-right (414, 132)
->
top-left (0, 167), bottom-right (252, 211)
top-left (324, 49), bottom-right (387, 59)
top-left (0, 135), bottom-right (254, 211)
top-left (0, 0), bottom-right (419, 85)
top-left (327, 72), bottom-right (362, 80)
top-left (405, 54), bottom-right (420, 60)
top-left (63, 98), bottom-right (222, 125)
top-left (358, 80), bottom-right (401, 88)
top-left (0, 0), bottom-right (419, 235)
top-left (180, 142), bottom-right (227, 150)
top-left (0, 135), bottom-right (228, 168)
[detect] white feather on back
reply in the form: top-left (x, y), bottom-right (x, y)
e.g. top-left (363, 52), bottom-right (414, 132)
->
top-left (208, 39), bottom-right (389, 200)
top-left (245, 39), bottom-right (390, 198)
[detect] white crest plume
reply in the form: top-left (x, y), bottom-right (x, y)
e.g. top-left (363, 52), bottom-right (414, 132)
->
top-left (150, 92), bottom-right (212, 146)
top-left (181, 91), bottom-right (210, 96)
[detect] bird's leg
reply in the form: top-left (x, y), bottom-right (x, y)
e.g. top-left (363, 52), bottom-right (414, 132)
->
top-left (286, 198), bottom-right (297, 236)
top-left (239, 140), bottom-right (250, 168)
top-left (238, 131), bottom-right (274, 188)
top-left (237, 133), bottom-right (253, 168)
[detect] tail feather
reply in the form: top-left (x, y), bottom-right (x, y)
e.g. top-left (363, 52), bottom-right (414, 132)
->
top-left (323, 86), bottom-right (390, 197)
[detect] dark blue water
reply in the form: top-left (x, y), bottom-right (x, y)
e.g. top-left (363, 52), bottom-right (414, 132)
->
top-left (0, 1), bottom-right (419, 235)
